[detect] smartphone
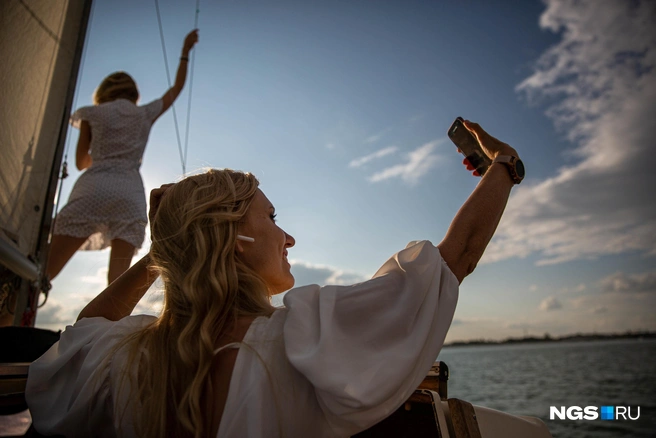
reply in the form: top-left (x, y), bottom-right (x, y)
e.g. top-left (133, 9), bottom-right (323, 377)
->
top-left (447, 117), bottom-right (491, 176)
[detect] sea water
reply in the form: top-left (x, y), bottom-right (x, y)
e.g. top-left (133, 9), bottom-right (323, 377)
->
top-left (437, 338), bottom-right (656, 438)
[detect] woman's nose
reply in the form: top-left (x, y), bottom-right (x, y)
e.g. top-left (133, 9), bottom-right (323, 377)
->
top-left (285, 231), bottom-right (295, 248)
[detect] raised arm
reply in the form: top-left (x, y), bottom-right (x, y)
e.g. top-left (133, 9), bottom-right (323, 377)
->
top-left (437, 121), bottom-right (520, 283)
top-left (157, 29), bottom-right (199, 119)
top-left (76, 254), bottom-right (157, 321)
top-left (77, 184), bottom-right (173, 321)
top-left (75, 120), bottom-right (92, 170)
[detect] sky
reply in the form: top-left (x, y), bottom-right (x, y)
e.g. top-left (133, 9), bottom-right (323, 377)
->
top-left (36, 0), bottom-right (656, 342)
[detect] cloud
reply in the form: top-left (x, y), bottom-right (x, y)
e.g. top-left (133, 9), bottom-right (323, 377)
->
top-left (364, 127), bottom-right (392, 144)
top-left (349, 146), bottom-right (398, 168)
top-left (600, 271), bottom-right (656, 293)
top-left (35, 300), bottom-right (70, 325)
top-left (80, 267), bottom-right (108, 285)
top-left (368, 139), bottom-right (444, 185)
top-left (130, 278), bottom-right (166, 317)
top-left (483, 0), bottom-right (656, 266)
top-left (290, 260), bottom-right (368, 287)
top-left (539, 296), bottom-right (563, 311)
top-left (592, 306), bottom-right (608, 314)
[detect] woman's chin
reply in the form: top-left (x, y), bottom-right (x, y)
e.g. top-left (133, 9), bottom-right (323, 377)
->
top-left (270, 276), bottom-right (294, 295)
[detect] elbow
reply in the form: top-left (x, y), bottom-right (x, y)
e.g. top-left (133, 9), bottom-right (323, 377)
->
top-left (462, 245), bottom-right (482, 276)
top-left (76, 157), bottom-right (91, 170)
top-left (171, 81), bottom-right (183, 94)
top-left (172, 86), bottom-right (183, 100)
top-left (463, 259), bottom-right (478, 280)
top-left (451, 250), bottom-right (480, 284)
top-left (438, 240), bottom-right (483, 284)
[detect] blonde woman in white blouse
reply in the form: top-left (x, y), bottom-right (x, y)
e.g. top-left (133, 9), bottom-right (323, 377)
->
top-left (27, 120), bottom-right (522, 438)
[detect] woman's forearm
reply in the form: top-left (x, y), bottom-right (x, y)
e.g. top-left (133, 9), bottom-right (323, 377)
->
top-left (438, 162), bottom-right (515, 283)
top-left (157, 30), bottom-right (197, 116)
top-left (76, 254), bottom-right (158, 321)
top-left (172, 55), bottom-right (189, 93)
top-left (159, 53), bottom-right (189, 113)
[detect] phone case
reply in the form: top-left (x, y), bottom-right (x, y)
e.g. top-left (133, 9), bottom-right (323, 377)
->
top-left (447, 117), bottom-right (491, 176)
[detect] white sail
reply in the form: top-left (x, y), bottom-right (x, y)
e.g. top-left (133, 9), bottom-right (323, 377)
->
top-left (0, 0), bottom-right (91, 326)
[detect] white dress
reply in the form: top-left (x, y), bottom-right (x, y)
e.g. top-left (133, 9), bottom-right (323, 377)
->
top-left (54, 98), bottom-right (163, 251)
top-left (26, 241), bottom-right (459, 437)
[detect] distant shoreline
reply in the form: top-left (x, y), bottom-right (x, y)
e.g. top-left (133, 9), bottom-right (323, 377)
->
top-left (443, 331), bottom-right (656, 347)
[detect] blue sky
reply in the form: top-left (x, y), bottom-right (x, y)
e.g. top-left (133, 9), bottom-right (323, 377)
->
top-left (38, 0), bottom-right (656, 342)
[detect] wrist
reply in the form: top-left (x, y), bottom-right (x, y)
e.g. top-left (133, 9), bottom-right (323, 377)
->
top-left (492, 146), bottom-right (518, 159)
top-left (491, 154), bottom-right (525, 184)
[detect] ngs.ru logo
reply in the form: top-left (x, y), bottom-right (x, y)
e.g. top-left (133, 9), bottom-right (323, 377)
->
top-left (550, 406), bottom-right (640, 420)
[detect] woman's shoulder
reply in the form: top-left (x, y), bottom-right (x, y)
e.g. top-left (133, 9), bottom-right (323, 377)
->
top-left (138, 98), bottom-right (164, 122)
top-left (243, 310), bottom-right (288, 344)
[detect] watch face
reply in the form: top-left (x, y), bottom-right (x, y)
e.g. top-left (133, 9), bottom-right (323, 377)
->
top-left (515, 159), bottom-right (526, 178)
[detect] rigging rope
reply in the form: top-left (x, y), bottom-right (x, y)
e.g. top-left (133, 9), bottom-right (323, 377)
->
top-left (183, 0), bottom-right (201, 170)
top-left (154, 0), bottom-right (199, 176)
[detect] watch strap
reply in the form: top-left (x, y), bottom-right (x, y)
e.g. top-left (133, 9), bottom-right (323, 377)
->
top-left (492, 155), bottom-right (523, 184)
top-left (492, 155), bottom-right (514, 164)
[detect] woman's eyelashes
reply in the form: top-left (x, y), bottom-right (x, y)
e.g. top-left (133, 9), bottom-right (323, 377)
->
top-left (270, 213), bottom-right (277, 222)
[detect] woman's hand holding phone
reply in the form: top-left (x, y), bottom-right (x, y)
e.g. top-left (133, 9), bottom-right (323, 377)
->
top-left (449, 118), bottom-right (518, 177)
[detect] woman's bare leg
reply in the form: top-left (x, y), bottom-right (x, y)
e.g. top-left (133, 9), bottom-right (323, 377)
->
top-left (108, 239), bottom-right (136, 284)
top-left (47, 235), bottom-right (88, 281)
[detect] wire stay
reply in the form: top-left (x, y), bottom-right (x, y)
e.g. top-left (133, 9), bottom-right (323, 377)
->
top-left (154, 0), bottom-right (187, 175)
top-left (183, 0), bottom-right (201, 170)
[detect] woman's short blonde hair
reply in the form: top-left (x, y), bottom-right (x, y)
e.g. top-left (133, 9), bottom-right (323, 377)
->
top-left (93, 71), bottom-right (139, 105)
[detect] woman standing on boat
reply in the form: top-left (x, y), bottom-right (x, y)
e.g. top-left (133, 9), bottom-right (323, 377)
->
top-left (27, 121), bottom-right (523, 437)
top-left (46, 29), bottom-right (199, 285)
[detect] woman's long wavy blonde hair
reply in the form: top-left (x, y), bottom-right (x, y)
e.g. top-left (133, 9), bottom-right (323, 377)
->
top-left (116, 169), bottom-right (275, 437)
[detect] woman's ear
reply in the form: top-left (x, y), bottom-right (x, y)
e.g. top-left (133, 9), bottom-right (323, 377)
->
top-left (235, 240), bottom-right (244, 253)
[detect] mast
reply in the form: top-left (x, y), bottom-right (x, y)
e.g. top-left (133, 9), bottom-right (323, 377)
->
top-left (0, 0), bottom-right (93, 327)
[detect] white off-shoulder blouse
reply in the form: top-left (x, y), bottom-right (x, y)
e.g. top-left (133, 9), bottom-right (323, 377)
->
top-left (26, 241), bottom-right (459, 437)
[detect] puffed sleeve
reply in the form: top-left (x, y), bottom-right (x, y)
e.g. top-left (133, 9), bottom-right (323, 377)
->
top-left (141, 98), bottom-right (163, 124)
top-left (25, 315), bottom-right (155, 437)
top-left (70, 105), bottom-right (95, 129)
top-left (283, 240), bottom-right (459, 435)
